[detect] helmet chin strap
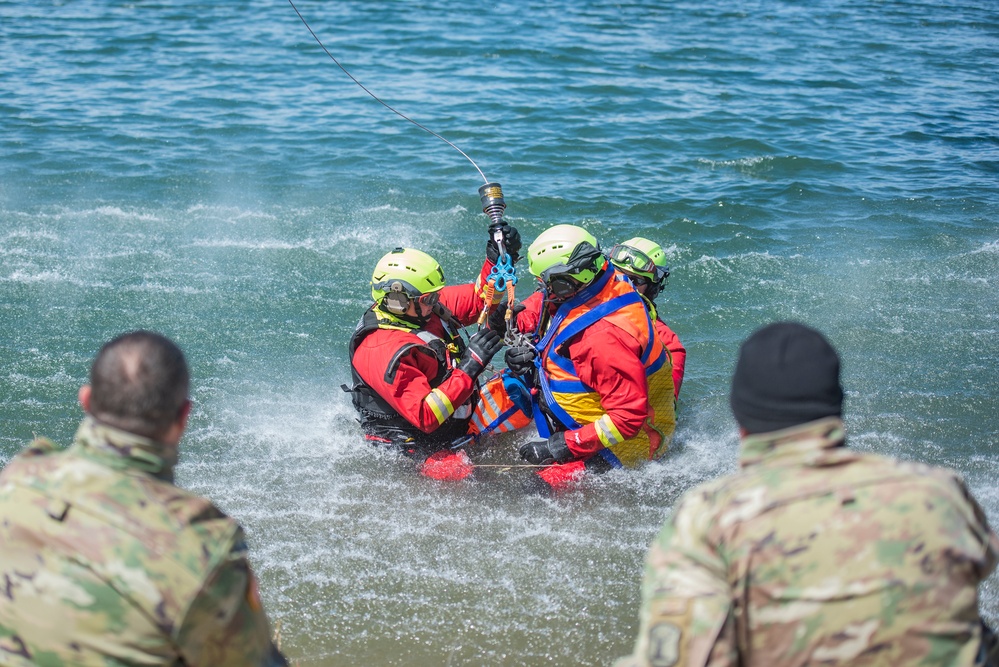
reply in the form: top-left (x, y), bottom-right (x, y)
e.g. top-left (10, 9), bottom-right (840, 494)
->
top-left (402, 308), bottom-right (430, 327)
top-left (431, 300), bottom-right (462, 330)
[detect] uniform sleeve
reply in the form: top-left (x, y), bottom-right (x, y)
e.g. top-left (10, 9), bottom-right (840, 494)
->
top-left (562, 323), bottom-right (650, 457)
top-left (438, 259), bottom-right (503, 327)
top-left (176, 533), bottom-right (288, 667)
top-left (949, 473), bottom-right (999, 578)
top-left (387, 352), bottom-right (478, 432)
top-left (514, 291), bottom-right (544, 336)
top-left (655, 320), bottom-right (686, 399)
top-left (615, 490), bottom-right (737, 667)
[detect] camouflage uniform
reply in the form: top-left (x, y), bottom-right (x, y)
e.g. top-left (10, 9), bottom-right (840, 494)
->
top-left (616, 417), bottom-right (999, 667)
top-left (0, 417), bottom-right (287, 667)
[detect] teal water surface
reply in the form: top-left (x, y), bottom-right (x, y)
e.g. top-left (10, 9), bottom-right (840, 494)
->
top-left (2, 1), bottom-right (998, 665)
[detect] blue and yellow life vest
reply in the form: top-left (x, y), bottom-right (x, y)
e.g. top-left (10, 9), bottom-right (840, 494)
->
top-left (534, 269), bottom-right (675, 468)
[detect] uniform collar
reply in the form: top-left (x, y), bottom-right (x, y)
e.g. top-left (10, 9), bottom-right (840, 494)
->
top-left (739, 416), bottom-right (846, 469)
top-left (72, 416), bottom-right (178, 482)
top-left (370, 304), bottom-right (423, 332)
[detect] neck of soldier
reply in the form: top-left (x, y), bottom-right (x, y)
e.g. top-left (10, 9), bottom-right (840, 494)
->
top-left (72, 416), bottom-right (182, 482)
top-left (76, 385), bottom-right (189, 480)
top-left (738, 417), bottom-right (846, 469)
top-left (159, 416), bottom-right (186, 448)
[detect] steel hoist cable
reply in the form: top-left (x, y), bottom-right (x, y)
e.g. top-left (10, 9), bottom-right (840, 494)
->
top-left (287, 1), bottom-right (523, 341)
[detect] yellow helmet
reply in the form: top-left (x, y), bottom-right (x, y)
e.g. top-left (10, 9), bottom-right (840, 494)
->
top-left (609, 236), bottom-right (670, 300)
top-left (527, 224), bottom-right (606, 301)
top-left (370, 248), bottom-right (445, 314)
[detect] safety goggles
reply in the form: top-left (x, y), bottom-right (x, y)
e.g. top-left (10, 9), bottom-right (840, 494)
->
top-left (608, 244), bottom-right (669, 283)
top-left (608, 244), bottom-right (655, 273)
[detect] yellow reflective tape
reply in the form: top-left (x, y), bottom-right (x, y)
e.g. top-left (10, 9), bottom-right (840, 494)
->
top-left (595, 414), bottom-right (624, 447)
top-left (425, 388), bottom-right (455, 425)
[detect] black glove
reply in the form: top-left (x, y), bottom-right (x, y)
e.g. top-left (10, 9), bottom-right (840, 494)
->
top-left (456, 329), bottom-right (504, 379)
top-left (519, 432), bottom-right (573, 465)
top-left (504, 344), bottom-right (536, 378)
top-left (487, 301), bottom-right (527, 337)
top-left (486, 224), bottom-right (522, 264)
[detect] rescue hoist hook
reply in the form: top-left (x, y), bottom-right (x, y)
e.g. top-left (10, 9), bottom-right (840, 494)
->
top-left (475, 182), bottom-right (523, 344)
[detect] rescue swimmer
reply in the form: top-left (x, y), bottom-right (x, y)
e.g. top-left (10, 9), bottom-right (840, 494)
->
top-left (343, 225), bottom-right (520, 460)
top-left (505, 224), bottom-right (677, 489)
top-left (607, 237), bottom-right (686, 398)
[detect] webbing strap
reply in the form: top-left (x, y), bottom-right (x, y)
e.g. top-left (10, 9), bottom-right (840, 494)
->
top-left (550, 292), bottom-right (643, 351)
top-left (544, 291), bottom-right (644, 382)
top-left (531, 392), bottom-right (554, 438)
top-left (478, 404), bottom-right (521, 436)
top-left (533, 268), bottom-right (615, 353)
top-left (538, 370), bottom-right (582, 431)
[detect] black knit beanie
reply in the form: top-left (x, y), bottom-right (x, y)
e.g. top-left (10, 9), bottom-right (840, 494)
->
top-left (729, 321), bottom-right (844, 434)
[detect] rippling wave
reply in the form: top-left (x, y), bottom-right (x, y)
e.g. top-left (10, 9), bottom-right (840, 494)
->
top-left (1, 1), bottom-right (997, 664)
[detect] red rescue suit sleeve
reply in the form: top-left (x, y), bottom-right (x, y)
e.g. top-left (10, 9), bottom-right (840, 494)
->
top-left (352, 328), bottom-right (477, 434)
top-left (351, 260), bottom-right (496, 434)
top-left (435, 259), bottom-right (497, 328)
top-left (655, 319), bottom-right (686, 398)
top-left (513, 290), bottom-right (544, 336)
top-left (561, 321), bottom-right (650, 458)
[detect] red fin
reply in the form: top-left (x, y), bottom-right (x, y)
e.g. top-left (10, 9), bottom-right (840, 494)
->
top-left (536, 459), bottom-right (587, 491)
top-left (420, 450), bottom-right (475, 481)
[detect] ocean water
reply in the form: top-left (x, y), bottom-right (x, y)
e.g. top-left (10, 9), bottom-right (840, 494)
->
top-left (2, 0), bottom-right (997, 664)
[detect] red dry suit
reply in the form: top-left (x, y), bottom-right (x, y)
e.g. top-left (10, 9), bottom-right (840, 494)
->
top-left (656, 319), bottom-right (686, 398)
top-left (644, 296), bottom-right (686, 398)
top-left (519, 288), bottom-right (687, 401)
top-left (345, 261), bottom-right (495, 449)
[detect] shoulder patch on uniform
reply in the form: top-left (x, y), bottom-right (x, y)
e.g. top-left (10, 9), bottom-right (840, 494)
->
top-left (648, 622), bottom-right (682, 667)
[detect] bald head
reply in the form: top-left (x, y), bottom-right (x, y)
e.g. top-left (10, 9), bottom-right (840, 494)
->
top-left (87, 331), bottom-right (190, 440)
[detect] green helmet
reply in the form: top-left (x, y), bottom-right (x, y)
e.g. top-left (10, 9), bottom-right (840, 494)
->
top-left (370, 248), bottom-right (446, 311)
top-left (527, 224), bottom-right (606, 300)
top-left (608, 236), bottom-right (670, 300)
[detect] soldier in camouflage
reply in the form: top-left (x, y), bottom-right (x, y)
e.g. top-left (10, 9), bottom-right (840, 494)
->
top-left (616, 321), bottom-right (999, 667)
top-left (0, 330), bottom-right (288, 667)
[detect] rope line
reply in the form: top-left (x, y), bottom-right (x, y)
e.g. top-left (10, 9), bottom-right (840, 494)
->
top-left (287, 0), bottom-right (488, 183)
